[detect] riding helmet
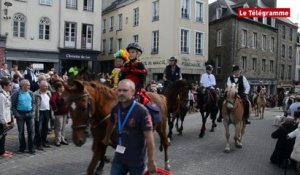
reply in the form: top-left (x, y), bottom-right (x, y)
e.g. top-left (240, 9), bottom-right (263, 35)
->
top-left (126, 43), bottom-right (143, 53)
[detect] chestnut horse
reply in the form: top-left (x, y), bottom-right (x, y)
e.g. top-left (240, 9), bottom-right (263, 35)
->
top-left (255, 87), bottom-right (267, 119)
top-left (63, 80), bottom-right (170, 175)
top-left (222, 83), bottom-right (246, 153)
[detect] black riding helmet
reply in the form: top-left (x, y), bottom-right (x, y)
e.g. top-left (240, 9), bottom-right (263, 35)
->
top-left (126, 43), bottom-right (143, 53)
top-left (206, 65), bottom-right (213, 71)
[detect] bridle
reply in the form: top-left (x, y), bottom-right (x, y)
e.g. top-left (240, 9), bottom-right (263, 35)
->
top-left (225, 87), bottom-right (238, 108)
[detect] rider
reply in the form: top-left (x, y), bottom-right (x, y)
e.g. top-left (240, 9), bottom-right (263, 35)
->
top-left (111, 49), bottom-right (129, 88)
top-left (224, 65), bottom-right (251, 124)
top-left (199, 65), bottom-right (217, 109)
top-left (163, 57), bottom-right (182, 92)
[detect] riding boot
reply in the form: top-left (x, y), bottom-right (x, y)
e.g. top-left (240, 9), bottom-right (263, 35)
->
top-left (244, 100), bottom-right (251, 124)
top-left (217, 105), bottom-right (223, 122)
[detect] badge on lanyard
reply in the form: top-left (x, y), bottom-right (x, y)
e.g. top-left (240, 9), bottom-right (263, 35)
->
top-left (116, 100), bottom-right (136, 154)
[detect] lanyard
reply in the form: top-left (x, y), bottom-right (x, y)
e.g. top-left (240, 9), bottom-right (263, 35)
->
top-left (117, 100), bottom-right (136, 145)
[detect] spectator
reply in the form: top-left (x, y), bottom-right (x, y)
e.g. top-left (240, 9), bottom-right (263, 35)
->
top-left (0, 63), bottom-right (11, 79)
top-left (188, 87), bottom-right (195, 113)
top-left (24, 63), bottom-right (36, 91)
top-left (287, 97), bottom-right (300, 118)
top-left (33, 80), bottom-right (52, 150)
top-left (288, 120), bottom-right (300, 164)
top-left (11, 74), bottom-right (20, 95)
top-left (11, 79), bottom-right (35, 154)
top-left (62, 72), bottom-right (68, 81)
top-left (103, 79), bottom-right (157, 174)
top-left (270, 118), bottom-right (297, 168)
top-left (0, 78), bottom-right (14, 158)
top-left (50, 81), bottom-right (69, 147)
top-left (11, 64), bottom-right (23, 79)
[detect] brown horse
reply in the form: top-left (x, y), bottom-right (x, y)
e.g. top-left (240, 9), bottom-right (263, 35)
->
top-left (63, 80), bottom-right (170, 175)
top-left (222, 83), bottom-right (246, 153)
top-left (256, 87), bottom-right (267, 119)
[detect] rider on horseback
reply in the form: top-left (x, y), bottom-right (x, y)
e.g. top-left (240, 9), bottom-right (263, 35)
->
top-left (163, 57), bottom-right (182, 92)
top-left (111, 49), bottom-right (129, 88)
top-left (199, 65), bottom-right (217, 108)
top-left (220, 65), bottom-right (251, 124)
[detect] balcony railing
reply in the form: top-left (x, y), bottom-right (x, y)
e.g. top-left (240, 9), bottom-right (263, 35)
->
top-left (81, 37), bottom-right (92, 49)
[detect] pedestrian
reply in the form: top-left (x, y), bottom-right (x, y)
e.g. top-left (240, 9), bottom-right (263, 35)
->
top-left (0, 63), bottom-right (11, 79)
top-left (24, 63), bottom-right (37, 91)
top-left (162, 57), bottom-right (182, 92)
top-left (11, 64), bottom-right (23, 79)
top-left (11, 79), bottom-right (35, 154)
top-left (33, 80), bottom-right (52, 150)
top-left (50, 81), bottom-right (69, 147)
top-left (103, 79), bottom-right (157, 175)
top-left (11, 74), bottom-right (20, 95)
top-left (0, 78), bottom-right (14, 158)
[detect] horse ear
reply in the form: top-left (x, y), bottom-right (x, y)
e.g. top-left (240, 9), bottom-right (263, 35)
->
top-left (62, 81), bottom-right (72, 93)
top-left (73, 80), bottom-right (85, 92)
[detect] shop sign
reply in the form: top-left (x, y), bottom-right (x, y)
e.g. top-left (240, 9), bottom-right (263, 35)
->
top-left (65, 54), bottom-right (91, 60)
top-left (32, 63), bottom-right (44, 70)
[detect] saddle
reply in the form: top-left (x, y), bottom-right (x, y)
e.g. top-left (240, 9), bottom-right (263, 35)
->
top-left (136, 89), bottom-right (162, 124)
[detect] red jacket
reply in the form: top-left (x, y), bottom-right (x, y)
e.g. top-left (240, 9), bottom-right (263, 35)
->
top-left (50, 92), bottom-right (69, 115)
top-left (120, 61), bottom-right (147, 91)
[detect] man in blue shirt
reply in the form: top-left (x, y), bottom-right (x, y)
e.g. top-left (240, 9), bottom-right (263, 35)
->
top-left (103, 79), bottom-right (156, 175)
top-left (11, 79), bottom-right (35, 154)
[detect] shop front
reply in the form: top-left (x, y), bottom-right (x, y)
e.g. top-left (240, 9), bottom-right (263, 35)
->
top-left (248, 79), bottom-right (277, 95)
top-left (59, 49), bottom-right (100, 74)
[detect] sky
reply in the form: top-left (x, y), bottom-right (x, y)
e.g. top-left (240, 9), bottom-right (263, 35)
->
top-left (209, 0), bottom-right (300, 27)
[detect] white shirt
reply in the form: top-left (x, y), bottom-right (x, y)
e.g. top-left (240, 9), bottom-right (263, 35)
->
top-left (288, 102), bottom-right (300, 117)
top-left (200, 73), bottom-right (216, 88)
top-left (0, 90), bottom-right (12, 124)
top-left (226, 76), bottom-right (250, 94)
top-left (40, 92), bottom-right (50, 110)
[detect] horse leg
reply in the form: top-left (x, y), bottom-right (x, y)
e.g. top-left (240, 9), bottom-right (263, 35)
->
top-left (262, 107), bottom-right (265, 119)
top-left (223, 120), bottom-right (231, 153)
top-left (87, 143), bottom-right (106, 175)
top-left (199, 112), bottom-right (208, 138)
top-left (156, 124), bottom-right (171, 170)
top-left (179, 114), bottom-right (185, 135)
top-left (175, 115), bottom-right (180, 133)
top-left (210, 110), bottom-right (218, 132)
top-left (234, 122), bottom-right (243, 148)
top-left (167, 116), bottom-right (175, 141)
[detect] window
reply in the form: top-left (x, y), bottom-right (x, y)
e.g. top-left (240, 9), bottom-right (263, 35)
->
top-left (289, 46), bottom-right (292, 58)
top-left (118, 14), bottom-right (122, 30)
top-left (242, 56), bottom-right (247, 72)
top-left (289, 28), bottom-right (293, 41)
top-left (81, 24), bottom-right (93, 49)
top-left (40, 0), bottom-right (52, 5)
top-left (152, 0), bottom-right (159, 21)
top-left (180, 29), bottom-right (189, 53)
top-left (217, 30), bottom-right (222, 47)
top-left (262, 59), bottom-right (266, 72)
top-left (195, 32), bottom-right (203, 55)
top-left (252, 58), bottom-right (257, 71)
top-left (253, 32), bottom-right (257, 49)
top-left (216, 8), bottom-right (222, 19)
top-left (102, 39), bottom-right (106, 54)
top-left (195, 0), bottom-right (203, 22)
top-left (288, 65), bottom-right (292, 79)
top-left (181, 0), bottom-right (190, 19)
top-left (64, 22), bottom-right (76, 48)
top-left (262, 35), bottom-right (266, 51)
top-left (216, 55), bottom-right (222, 75)
top-left (133, 8), bottom-right (139, 26)
top-left (151, 31), bottom-right (159, 54)
top-left (109, 16), bottom-right (114, 31)
top-left (282, 44), bottom-right (285, 57)
top-left (102, 19), bottom-right (106, 33)
top-left (270, 37), bottom-right (275, 52)
top-left (280, 64), bottom-right (284, 79)
top-left (270, 60), bottom-right (274, 73)
top-left (13, 13), bottom-right (26, 38)
top-left (117, 39), bottom-right (122, 50)
top-left (39, 17), bottom-right (50, 40)
top-left (66, 0), bottom-right (77, 9)
top-left (83, 0), bottom-right (93, 11)
top-left (282, 25), bottom-right (285, 39)
top-left (267, 18), bottom-right (272, 25)
top-left (242, 30), bottom-right (247, 47)
top-left (109, 38), bottom-right (113, 53)
top-left (133, 35), bottom-right (139, 43)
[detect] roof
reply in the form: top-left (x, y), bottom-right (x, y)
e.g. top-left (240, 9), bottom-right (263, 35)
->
top-left (102, 0), bottom-right (136, 15)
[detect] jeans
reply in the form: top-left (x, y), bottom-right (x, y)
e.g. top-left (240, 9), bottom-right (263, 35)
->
top-left (110, 159), bottom-right (145, 175)
top-left (34, 110), bottom-right (50, 147)
top-left (16, 113), bottom-right (34, 151)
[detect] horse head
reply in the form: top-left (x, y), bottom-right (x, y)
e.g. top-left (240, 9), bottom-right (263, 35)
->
top-left (63, 80), bottom-right (92, 146)
top-left (259, 87), bottom-right (266, 97)
top-left (225, 83), bottom-right (239, 109)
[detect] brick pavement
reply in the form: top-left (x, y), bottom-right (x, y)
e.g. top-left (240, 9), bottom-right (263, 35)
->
top-left (0, 108), bottom-right (298, 175)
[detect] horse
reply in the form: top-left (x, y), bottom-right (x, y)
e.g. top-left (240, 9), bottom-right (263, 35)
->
top-left (164, 80), bottom-right (190, 140)
top-left (222, 83), bottom-right (246, 153)
top-left (256, 87), bottom-right (267, 119)
top-left (197, 87), bottom-right (219, 138)
top-left (63, 80), bottom-right (170, 175)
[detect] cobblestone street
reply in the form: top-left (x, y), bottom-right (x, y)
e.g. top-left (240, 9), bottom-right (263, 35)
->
top-left (0, 108), bottom-right (297, 175)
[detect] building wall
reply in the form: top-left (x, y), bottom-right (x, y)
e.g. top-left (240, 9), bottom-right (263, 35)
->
top-left (101, 0), bottom-right (209, 81)
top-left (296, 44), bottom-right (300, 81)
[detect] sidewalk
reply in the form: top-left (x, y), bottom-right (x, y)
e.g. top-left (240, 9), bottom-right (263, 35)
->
top-left (0, 120), bottom-right (73, 164)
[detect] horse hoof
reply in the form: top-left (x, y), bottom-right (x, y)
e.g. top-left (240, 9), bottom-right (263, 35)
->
top-left (199, 132), bottom-right (204, 138)
top-left (212, 123), bottom-right (217, 128)
top-left (165, 161), bottom-right (171, 171)
top-left (235, 143), bottom-right (243, 148)
top-left (210, 128), bottom-right (214, 132)
top-left (224, 148), bottom-right (230, 153)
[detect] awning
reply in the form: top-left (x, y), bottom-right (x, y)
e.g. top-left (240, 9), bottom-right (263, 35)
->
top-left (6, 57), bottom-right (59, 63)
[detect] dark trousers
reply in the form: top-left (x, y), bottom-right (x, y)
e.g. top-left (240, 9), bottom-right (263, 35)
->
top-left (35, 110), bottom-right (50, 147)
top-left (16, 114), bottom-right (34, 151)
top-left (0, 126), bottom-right (6, 155)
top-left (240, 94), bottom-right (250, 120)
